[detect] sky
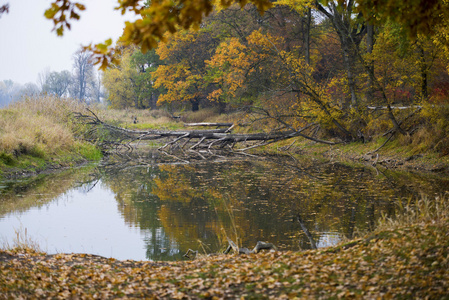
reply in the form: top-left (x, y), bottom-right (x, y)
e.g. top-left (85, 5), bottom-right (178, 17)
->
top-left (0, 0), bottom-right (133, 85)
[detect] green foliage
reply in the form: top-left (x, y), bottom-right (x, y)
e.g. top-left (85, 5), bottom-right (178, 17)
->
top-left (0, 152), bottom-right (14, 166)
top-left (103, 46), bottom-right (162, 109)
top-left (72, 142), bottom-right (103, 161)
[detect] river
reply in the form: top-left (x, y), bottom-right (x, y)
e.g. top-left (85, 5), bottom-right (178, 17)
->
top-left (1, 156), bottom-right (448, 261)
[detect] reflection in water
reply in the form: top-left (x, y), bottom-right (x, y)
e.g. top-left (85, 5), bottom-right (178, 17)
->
top-left (1, 158), bottom-right (448, 261)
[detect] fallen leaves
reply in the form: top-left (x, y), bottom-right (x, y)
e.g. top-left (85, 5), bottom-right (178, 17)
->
top-left (1, 219), bottom-right (449, 299)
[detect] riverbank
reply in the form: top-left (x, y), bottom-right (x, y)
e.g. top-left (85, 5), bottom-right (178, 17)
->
top-left (259, 136), bottom-right (449, 175)
top-left (0, 97), bottom-right (102, 180)
top-left (1, 197), bottom-right (448, 299)
top-left (2, 98), bottom-right (448, 179)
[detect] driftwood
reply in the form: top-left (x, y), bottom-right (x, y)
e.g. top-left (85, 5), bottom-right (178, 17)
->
top-left (183, 249), bottom-right (198, 259)
top-left (74, 109), bottom-right (335, 156)
top-left (367, 105), bottom-right (422, 110)
top-left (224, 239), bottom-right (278, 255)
top-left (184, 122), bottom-right (234, 127)
top-left (182, 240), bottom-right (277, 259)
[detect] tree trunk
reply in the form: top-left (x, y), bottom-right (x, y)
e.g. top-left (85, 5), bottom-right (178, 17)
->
top-left (315, 2), bottom-right (366, 110)
top-left (336, 26), bottom-right (358, 109)
top-left (366, 24), bottom-right (375, 103)
top-left (418, 45), bottom-right (428, 100)
top-left (304, 7), bottom-right (312, 65)
top-left (191, 98), bottom-right (199, 112)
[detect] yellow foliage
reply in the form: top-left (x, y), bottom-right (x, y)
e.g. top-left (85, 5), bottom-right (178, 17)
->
top-left (152, 30), bottom-right (210, 106)
top-left (274, 0), bottom-right (313, 13)
top-left (103, 47), bottom-right (141, 109)
top-left (206, 30), bottom-right (284, 102)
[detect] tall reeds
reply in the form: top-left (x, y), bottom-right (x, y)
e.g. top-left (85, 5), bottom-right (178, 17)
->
top-left (377, 193), bottom-right (449, 231)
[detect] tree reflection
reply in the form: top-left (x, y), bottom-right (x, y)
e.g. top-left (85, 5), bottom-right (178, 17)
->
top-left (99, 158), bottom-right (448, 260)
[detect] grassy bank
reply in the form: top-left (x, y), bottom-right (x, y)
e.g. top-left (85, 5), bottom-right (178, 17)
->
top-left (1, 196), bottom-right (448, 299)
top-left (0, 97), bottom-right (102, 179)
top-left (2, 98), bottom-right (448, 178)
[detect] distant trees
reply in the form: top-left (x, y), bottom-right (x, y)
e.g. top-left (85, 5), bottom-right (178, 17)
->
top-left (0, 80), bottom-right (18, 107)
top-left (42, 70), bottom-right (72, 97)
top-left (0, 80), bottom-right (39, 107)
top-left (35, 49), bottom-right (102, 102)
top-left (20, 83), bottom-right (40, 97)
top-left (71, 49), bottom-right (94, 101)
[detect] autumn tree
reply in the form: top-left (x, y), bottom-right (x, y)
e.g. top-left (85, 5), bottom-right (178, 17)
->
top-left (41, 0), bottom-right (449, 145)
top-left (153, 29), bottom-right (219, 111)
top-left (310, 1), bottom-right (367, 110)
top-left (206, 30), bottom-right (284, 106)
top-left (369, 22), bottom-right (448, 104)
top-left (41, 0), bottom-right (449, 73)
top-left (103, 45), bottom-right (162, 109)
top-left (103, 47), bottom-right (139, 109)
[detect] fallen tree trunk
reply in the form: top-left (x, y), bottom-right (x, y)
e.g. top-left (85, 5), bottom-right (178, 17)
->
top-left (184, 122), bottom-right (234, 127)
top-left (74, 109), bottom-right (337, 155)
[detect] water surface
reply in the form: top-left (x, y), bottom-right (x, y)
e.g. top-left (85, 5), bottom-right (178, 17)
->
top-left (1, 158), bottom-right (448, 261)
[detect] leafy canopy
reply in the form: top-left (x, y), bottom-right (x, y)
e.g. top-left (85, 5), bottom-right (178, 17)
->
top-left (45, 0), bottom-right (272, 69)
top-left (45, 0), bottom-right (449, 69)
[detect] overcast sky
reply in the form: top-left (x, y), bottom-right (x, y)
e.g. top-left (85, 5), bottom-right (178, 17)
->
top-left (0, 0), bottom-right (133, 85)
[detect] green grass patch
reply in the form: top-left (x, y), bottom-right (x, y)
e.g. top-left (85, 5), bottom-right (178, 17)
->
top-left (0, 152), bottom-right (15, 166)
top-left (71, 142), bottom-right (103, 161)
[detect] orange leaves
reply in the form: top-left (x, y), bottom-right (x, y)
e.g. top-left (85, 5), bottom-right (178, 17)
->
top-left (2, 218), bottom-right (449, 299)
top-left (44, 0), bottom-right (273, 70)
top-left (206, 30), bottom-right (283, 102)
top-left (152, 29), bottom-right (216, 107)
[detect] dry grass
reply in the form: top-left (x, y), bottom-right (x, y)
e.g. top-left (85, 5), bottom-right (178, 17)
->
top-left (0, 96), bottom-right (87, 157)
top-left (1, 226), bottom-right (44, 254)
top-left (0, 96), bottom-right (101, 169)
top-left (182, 108), bottom-right (219, 123)
top-left (0, 110), bottom-right (74, 156)
top-left (377, 193), bottom-right (449, 231)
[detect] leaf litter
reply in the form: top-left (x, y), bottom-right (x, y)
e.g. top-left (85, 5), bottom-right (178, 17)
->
top-left (1, 219), bottom-right (448, 299)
